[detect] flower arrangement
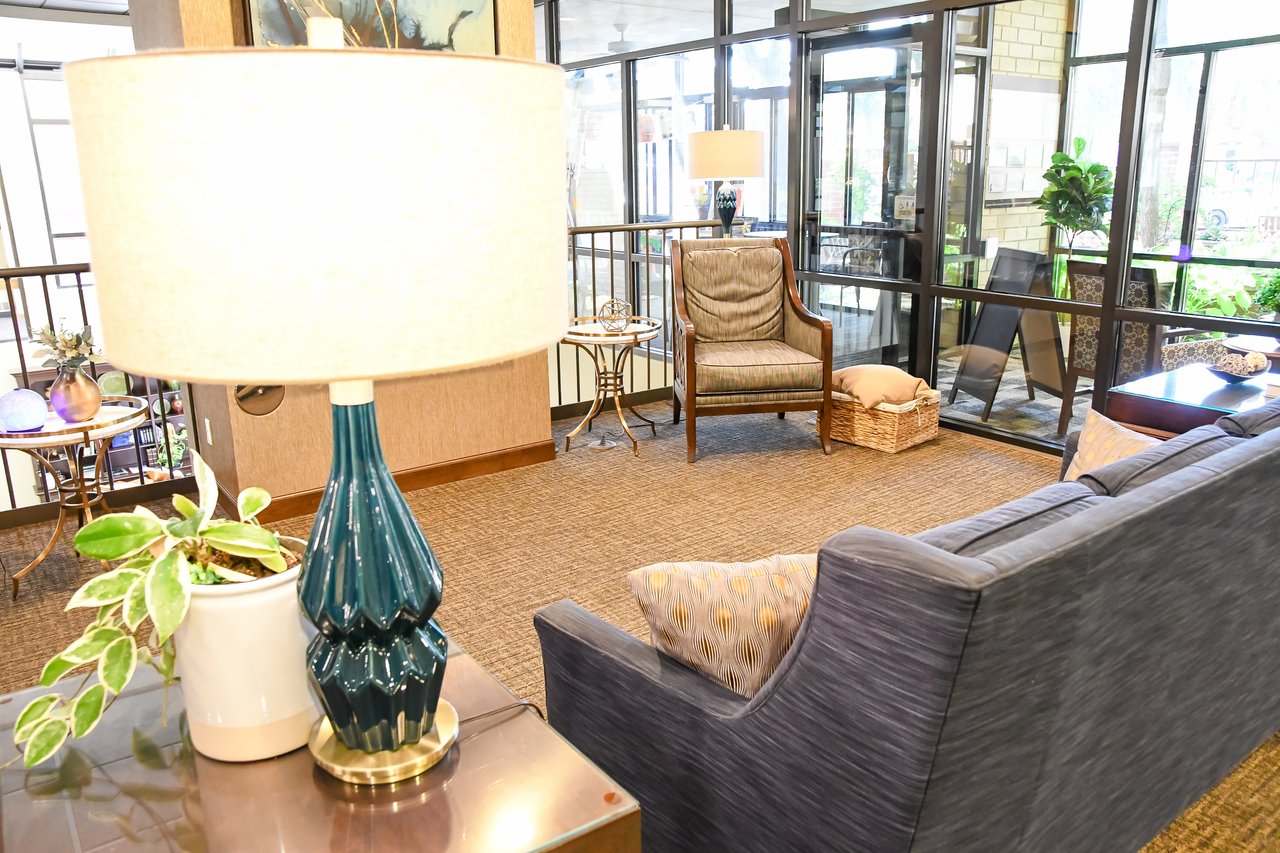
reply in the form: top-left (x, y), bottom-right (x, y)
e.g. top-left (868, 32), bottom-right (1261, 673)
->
top-left (32, 324), bottom-right (105, 370)
top-left (12, 451), bottom-right (298, 767)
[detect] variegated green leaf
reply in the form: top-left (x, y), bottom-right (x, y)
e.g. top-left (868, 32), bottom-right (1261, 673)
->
top-left (122, 574), bottom-right (148, 631)
top-left (236, 487), bottom-right (270, 523)
top-left (74, 515), bottom-right (164, 561)
top-left (171, 493), bottom-right (199, 519)
top-left (61, 627), bottom-right (125, 664)
top-left (145, 551), bottom-right (191, 644)
top-left (132, 505), bottom-right (163, 524)
top-left (70, 684), bottom-right (107, 738)
top-left (23, 718), bottom-right (69, 767)
top-left (95, 603), bottom-right (122, 625)
top-left (202, 522), bottom-right (279, 558)
top-left (14, 695), bottom-right (60, 743)
top-left (39, 656), bottom-right (78, 687)
top-left (191, 450), bottom-right (217, 531)
top-left (209, 564), bottom-right (256, 583)
top-left (98, 636), bottom-right (136, 695)
top-left (66, 568), bottom-right (145, 611)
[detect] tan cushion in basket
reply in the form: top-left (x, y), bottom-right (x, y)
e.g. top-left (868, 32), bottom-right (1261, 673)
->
top-left (694, 340), bottom-right (823, 394)
top-left (1063, 408), bottom-right (1161, 481)
top-left (832, 364), bottom-right (930, 409)
top-left (628, 554), bottom-right (816, 698)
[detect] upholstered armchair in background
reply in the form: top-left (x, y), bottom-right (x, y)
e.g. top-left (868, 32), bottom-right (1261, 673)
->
top-left (671, 237), bottom-right (833, 462)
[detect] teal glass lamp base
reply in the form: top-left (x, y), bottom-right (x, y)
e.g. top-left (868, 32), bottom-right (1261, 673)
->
top-left (715, 185), bottom-right (738, 234)
top-left (299, 387), bottom-right (448, 754)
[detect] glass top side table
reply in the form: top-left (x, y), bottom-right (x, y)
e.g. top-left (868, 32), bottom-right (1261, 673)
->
top-left (0, 395), bottom-right (147, 598)
top-left (0, 643), bottom-right (640, 852)
top-left (561, 316), bottom-right (663, 456)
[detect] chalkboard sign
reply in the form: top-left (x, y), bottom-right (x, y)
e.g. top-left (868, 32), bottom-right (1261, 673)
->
top-left (947, 248), bottom-right (1049, 420)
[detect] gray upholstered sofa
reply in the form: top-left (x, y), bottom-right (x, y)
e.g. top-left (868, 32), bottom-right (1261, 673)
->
top-left (535, 398), bottom-right (1280, 852)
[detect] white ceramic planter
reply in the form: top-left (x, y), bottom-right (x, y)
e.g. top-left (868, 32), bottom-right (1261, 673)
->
top-left (174, 542), bottom-right (320, 762)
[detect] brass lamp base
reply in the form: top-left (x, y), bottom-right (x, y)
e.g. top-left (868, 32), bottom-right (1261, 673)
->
top-left (308, 699), bottom-right (459, 785)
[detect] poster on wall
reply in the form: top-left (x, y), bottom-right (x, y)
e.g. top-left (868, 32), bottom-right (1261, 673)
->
top-left (247, 0), bottom-right (497, 55)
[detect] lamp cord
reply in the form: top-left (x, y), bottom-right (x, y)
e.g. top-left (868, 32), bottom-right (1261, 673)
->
top-left (458, 699), bottom-right (545, 728)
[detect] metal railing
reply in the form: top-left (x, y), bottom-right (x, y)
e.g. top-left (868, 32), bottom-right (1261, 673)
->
top-left (0, 263), bottom-right (192, 526)
top-left (555, 219), bottom-right (733, 415)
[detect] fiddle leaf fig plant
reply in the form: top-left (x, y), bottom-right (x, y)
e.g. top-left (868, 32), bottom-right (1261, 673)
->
top-left (1034, 136), bottom-right (1115, 257)
top-left (13, 450), bottom-right (298, 768)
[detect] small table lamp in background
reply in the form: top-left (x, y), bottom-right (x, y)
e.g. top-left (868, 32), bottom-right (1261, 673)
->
top-left (63, 19), bottom-right (566, 782)
top-left (688, 125), bottom-right (765, 234)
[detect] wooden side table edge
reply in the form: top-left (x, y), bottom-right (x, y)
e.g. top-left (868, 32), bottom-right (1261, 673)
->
top-left (550, 805), bottom-right (641, 853)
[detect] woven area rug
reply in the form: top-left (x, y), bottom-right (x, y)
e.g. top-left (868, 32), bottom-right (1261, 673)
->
top-left (0, 403), bottom-right (1273, 849)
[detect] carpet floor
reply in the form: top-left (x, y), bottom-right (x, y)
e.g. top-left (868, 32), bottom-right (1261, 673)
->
top-left (0, 403), bottom-right (1273, 850)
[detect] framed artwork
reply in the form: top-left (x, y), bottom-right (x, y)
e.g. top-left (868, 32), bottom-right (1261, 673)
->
top-left (247, 0), bottom-right (497, 55)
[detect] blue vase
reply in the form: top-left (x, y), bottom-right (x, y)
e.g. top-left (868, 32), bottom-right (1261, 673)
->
top-left (298, 400), bottom-right (448, 753)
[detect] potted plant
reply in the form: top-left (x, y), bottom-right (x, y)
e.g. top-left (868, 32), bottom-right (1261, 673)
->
top-left (12, 451), bottom-right (319, 767)
top-left (1034, 137), bottom-right (1115, 259)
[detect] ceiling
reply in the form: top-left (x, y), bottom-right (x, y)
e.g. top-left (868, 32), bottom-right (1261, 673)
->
top-left (1, 0), bottom-right (126, 13)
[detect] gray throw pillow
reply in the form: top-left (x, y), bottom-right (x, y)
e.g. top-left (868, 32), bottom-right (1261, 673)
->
top-left (915, 481), bottom-right (1106, 557)
top-left (1076, 424), bottom-right (1245, 496)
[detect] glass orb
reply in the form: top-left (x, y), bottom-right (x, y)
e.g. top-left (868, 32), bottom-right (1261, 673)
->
top-left (0, 388), bottom-right (48, 432)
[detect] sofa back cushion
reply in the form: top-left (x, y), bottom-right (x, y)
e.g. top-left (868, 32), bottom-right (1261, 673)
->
top-left (915, 481), bottom-right (1106, 557)
top-left (679, 240), bottom-right (785, 343)
top-left (1216, 397), bottom-right (1280, 438)
top-left (1075, 424), bottom-right (1243, 496)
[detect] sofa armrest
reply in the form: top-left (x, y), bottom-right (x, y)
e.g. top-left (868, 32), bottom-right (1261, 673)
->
top-left (535, 599), bottom-right (744, 727)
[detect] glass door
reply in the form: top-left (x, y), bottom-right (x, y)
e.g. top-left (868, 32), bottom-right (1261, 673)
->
top-left (803, 20), bottom-right (929, 368)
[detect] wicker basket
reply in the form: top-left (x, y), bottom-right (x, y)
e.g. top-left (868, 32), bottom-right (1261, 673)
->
top-left (824, 391), bottom-right (940, 453)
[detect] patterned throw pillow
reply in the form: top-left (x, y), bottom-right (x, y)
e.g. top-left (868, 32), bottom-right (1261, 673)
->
top-left (1063, 409), bottom-right (1161, 481)
top-left (628, 554), bottom-right (816, 698)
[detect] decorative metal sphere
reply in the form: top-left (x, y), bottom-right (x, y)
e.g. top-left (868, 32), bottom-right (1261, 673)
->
top-left (599, 298), bottom-right (632, 333)
top-left (0, 388), bottom-right (47, 432)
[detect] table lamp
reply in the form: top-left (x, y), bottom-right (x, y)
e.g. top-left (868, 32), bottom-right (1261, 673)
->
top-left (688, 125), bottom-right (765, 234)
top-left (63, 30), bottom-right (565, 783)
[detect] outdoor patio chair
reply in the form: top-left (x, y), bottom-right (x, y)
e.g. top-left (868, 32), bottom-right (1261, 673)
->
top-left (1058, 261), bottom-right (1166, 435)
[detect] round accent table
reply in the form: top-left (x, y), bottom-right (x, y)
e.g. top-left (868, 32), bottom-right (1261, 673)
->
top-left (562, 316), bottom-right (663, 456)
top-left (0, 395), bottom-right (147, 598)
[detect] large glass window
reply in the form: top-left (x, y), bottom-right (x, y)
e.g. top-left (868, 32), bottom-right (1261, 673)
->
top-left (558, 0), bottom-right (712, 64)
top-left (730, 39), bottom-right (791, 233)
top-left (634, 50), bottom-right (714, 223)
top-left (567, 65), bottom-right (625, 227)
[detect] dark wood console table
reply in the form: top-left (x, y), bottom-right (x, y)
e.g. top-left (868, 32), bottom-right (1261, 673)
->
top-left (1107, 364), bottom-right (1274, 437)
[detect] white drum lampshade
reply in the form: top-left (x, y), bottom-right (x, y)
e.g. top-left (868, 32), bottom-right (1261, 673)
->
top-left (63, 49), bottom-right (567, 383)
top-left (688, 127), bottom-right (765, 181)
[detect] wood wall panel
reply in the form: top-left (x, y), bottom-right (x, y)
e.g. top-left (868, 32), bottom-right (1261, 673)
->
top-left (216, 356), bottom-right (551, 499)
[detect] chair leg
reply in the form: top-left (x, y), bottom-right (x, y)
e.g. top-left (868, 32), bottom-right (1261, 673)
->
top-left (672, 394), bottom-right (681, 424)
top-left (1058, 374), bottom-right (1079, 436)
top-left (819, 402), bottom-right (832, 455)
top-left (777, 412), bottom-right (785, 420)
top-left (686, 412), bottom-right (697, 463)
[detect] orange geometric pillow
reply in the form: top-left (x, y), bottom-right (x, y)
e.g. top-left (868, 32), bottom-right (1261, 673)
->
top-left (627, 554), bottom-right (815, 698)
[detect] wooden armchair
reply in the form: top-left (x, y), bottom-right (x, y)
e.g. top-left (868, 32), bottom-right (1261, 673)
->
top-left (671, 237), bottom-right (833, 462)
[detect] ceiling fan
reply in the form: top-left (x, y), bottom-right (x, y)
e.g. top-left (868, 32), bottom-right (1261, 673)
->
top-left (608, 22), bottom-right (637, 53)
